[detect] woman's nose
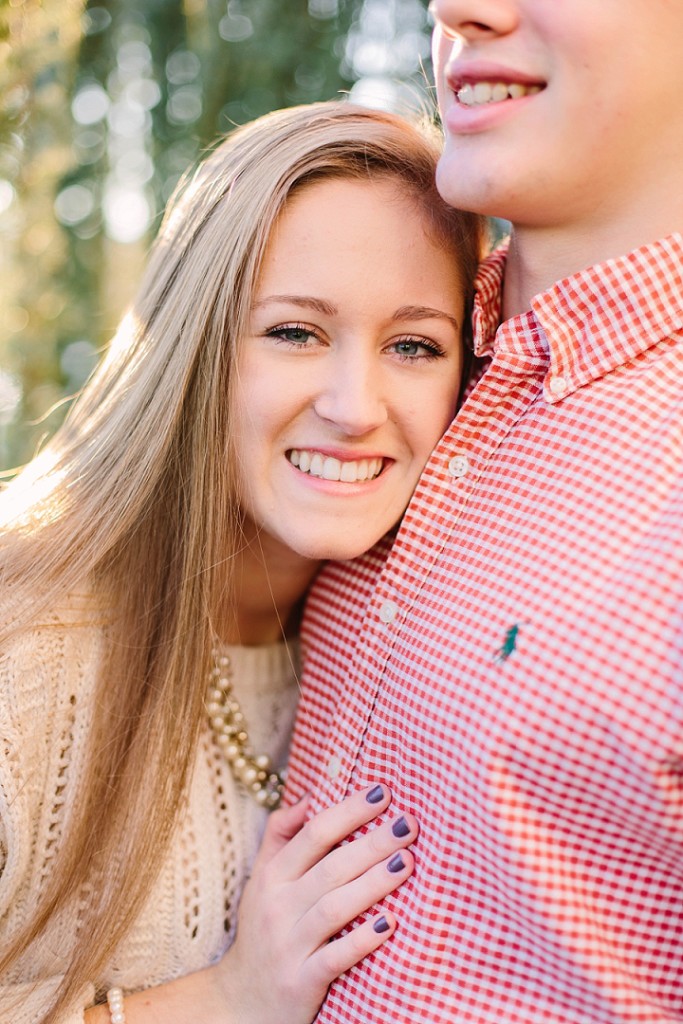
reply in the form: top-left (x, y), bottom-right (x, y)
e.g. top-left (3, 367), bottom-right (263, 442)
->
top-left (313, 360), bottom-right (389, 437)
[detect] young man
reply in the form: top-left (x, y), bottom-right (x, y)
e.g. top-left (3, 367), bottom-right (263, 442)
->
top-left (285, 2), bottom-right (683, 1021)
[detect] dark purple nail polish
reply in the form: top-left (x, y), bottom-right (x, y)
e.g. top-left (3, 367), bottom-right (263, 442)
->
top-left (366, 785), bottom-right (384, 804)
top-left (387, 852), bottom-right (405, 873)
top-left (392, 816), bottom-right (410, 838)
top-left (373, 915), bottom-right (390, 934)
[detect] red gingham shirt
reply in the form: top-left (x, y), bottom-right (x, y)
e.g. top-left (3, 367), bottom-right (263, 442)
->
top-left (285, 235), bottom-right (683, 1023)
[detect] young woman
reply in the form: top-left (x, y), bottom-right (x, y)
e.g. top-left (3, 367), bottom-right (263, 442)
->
top-left (0, 101), bottom-right (484, 1024)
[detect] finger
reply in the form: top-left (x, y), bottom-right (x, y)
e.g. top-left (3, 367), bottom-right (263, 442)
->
top-left (254, 795), bottom-right (311, 866)
top-left (297, 847), bottom-right (414, 949)
top-left (272, 784), bottom-right (393, 881)
top-left (306, 911), bottom-right (398, 991)
top-left (303, 812), bottom-right (418, 905)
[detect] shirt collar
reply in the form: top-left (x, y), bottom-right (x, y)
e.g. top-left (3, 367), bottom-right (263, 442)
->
top-left (472, 233), bottom-right (683, 401)
top-left (471, 242), bottom-right (506, 359)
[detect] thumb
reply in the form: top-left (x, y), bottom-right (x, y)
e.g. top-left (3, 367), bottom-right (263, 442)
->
top-left (255, 793), bottom-right (312, 865)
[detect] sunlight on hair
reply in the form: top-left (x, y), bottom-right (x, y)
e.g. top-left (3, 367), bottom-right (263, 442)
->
top-left (154, 169), bottom-right (204, 250)
top-left (104, 309), bottom-right (144, 366)
top-left (0, 447), bottom-right (67, 531)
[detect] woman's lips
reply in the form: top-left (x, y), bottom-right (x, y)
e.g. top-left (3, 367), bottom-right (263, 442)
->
top-left (287, 449), bottom-right (385, 483)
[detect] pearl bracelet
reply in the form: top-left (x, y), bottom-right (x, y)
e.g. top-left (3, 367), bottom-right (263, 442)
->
top-left (106, 987), bottom-right (126, 1024)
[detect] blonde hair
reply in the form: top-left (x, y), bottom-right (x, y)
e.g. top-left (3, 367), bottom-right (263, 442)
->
top-left (0, 101), bottom-right (485, 1020)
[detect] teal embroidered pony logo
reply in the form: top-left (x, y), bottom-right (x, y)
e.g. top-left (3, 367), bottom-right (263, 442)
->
top-left (494, 622), bottom-right (525, 663)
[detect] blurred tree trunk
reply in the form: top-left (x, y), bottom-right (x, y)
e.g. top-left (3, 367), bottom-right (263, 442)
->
top-left (0, 0), bottom-right (85, 468)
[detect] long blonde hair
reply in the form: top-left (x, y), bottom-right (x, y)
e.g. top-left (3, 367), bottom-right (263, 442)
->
top-left (0, 101), bottom-right (485, 1020)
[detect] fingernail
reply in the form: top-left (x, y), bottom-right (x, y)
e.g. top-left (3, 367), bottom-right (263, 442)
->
top-left (366, 785), bottom-right (385, 804)
top-left (391, 816), bottom-right (410, 838)
top-left (373, 915), bottom-right (390, 934)
top-left (387, 852), bottom-right (405, 873)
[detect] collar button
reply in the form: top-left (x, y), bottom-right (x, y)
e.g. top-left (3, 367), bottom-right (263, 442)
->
top-left (549, 374), bottom-right (569, 396)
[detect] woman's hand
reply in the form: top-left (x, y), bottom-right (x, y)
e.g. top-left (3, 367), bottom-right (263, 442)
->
top-left (84, 785), bottom-right (416, 1024)
top-left (216, 783), bottom-right (417, 1024)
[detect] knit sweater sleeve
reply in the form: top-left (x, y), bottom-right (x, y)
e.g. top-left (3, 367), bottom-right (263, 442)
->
top-left (0, 596), bottom-right (300, 1022)
top-left (0, 592), bottom-right (107, 1024)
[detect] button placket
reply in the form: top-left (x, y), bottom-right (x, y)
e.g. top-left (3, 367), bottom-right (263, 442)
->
top-left (326, 753), bottom-right (342, 780)
top-left (448, 453), bottom-right (469, 479)
top-left (316, 350), bottom-right (547, 803)
top-left (378, 600), bottom-right (399, 624)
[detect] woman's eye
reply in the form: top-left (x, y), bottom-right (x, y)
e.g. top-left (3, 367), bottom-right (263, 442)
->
top-left (395, 340), bottom-right (422, 357)
top-left (266, 324), bottom-right (316, 346)
top-left (391, 337), bottom-right (443, 360)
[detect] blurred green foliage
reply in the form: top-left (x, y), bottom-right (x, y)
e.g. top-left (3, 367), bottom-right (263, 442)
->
top-left (0, 0), bottom-right (432, 471)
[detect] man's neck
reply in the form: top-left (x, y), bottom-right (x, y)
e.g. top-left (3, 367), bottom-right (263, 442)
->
top-left (502, 212), bottom-right (683, 322)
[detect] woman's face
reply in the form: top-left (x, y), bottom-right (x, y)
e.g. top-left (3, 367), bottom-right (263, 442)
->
top-left (233, 175), bottom-right (466, 563)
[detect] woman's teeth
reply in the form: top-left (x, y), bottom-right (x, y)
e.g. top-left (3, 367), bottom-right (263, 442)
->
top-left (457, 81), bottom-right (542, 106)
top-left (288, 450), bottom-right (383, 483)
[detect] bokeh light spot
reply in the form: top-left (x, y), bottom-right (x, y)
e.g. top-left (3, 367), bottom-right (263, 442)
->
top-left (0, 371), bottom-right (22, 427)
top-left (72, 83), bottom-right (110, 126)
top-left (54, 184), bottom-right (95, 227)
top-left (0, 179), bottom-right (16, 215)
top-left (103, 183), bottom-right (152, 243)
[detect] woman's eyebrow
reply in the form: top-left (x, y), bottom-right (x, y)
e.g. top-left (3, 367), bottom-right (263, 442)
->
top-left (391, 304), bottom-right (460, 331)
top-left (252, 295), bottom-right (338, 317)
top-left (252, 297), bottom-right (460, 331)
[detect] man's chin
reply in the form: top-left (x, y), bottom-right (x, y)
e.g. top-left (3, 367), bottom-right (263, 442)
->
top-left (436, 148), bottom-right (515, 223)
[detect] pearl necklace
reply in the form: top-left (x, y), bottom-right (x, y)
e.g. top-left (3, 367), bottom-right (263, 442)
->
top-left (206, 647), bottom-right (284, 809)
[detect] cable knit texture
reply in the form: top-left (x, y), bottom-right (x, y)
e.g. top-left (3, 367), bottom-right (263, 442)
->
top-left (0, 586), bottom-right (300, 1023)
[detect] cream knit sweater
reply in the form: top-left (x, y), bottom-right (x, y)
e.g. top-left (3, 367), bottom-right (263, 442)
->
top-left (0, 588), bottom-right (300, 1024)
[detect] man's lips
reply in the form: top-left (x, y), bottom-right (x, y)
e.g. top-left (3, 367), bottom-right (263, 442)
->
top-left (456, 80), bottom-right (543, 106)
top-left (446, 64), bottom-right (546, 108)
top-left (287, 449), bottom-right (385, 483)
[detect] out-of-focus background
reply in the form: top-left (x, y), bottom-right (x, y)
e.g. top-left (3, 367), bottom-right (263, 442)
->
top-left (0, 0), bottom-right (433, 472)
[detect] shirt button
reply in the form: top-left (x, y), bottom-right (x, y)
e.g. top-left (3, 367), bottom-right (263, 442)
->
top-left (448, 454), bottom-right (469, 478)
top-left (326, 754), bottom-right (341, 780)
top-left (548, 374), bottom-right (569, 396)
top-left (378, 600), bottom-right (399, 624)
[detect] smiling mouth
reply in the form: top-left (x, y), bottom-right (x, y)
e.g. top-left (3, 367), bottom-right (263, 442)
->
top-left (288, 449), bottom-right (384, 483)
top-left (456, 81), bottom-right (543, 106)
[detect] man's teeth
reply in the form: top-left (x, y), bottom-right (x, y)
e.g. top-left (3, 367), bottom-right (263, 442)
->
top-left (288, 450), bottom-right (383, 483)
top-left (457, 81), bottom-right (541, 106)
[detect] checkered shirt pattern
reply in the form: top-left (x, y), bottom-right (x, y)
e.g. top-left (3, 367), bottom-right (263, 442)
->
top-left (285, 234), bottom-right (683, 1023)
